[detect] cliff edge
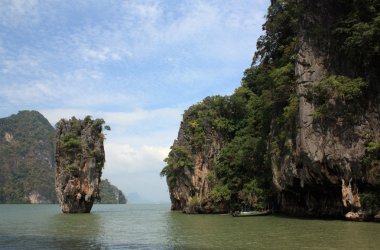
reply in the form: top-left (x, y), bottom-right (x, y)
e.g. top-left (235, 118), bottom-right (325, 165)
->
top-left (162, 0), bottom-right (380, 220)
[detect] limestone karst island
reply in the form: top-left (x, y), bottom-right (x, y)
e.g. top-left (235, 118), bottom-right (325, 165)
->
top-left (55, 117), bottom-right (107, 213)
top-left (160, 0), bottom-right (380, 222)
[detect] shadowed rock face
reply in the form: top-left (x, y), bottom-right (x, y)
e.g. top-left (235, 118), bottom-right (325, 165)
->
top-left (55, 117), bottom-right (105, 213)
top-left (271, 1), bottom-right (380, 220)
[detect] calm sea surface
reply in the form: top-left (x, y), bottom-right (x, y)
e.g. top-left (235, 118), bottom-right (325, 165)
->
top-left (0, 204), bottom-right (379, 249)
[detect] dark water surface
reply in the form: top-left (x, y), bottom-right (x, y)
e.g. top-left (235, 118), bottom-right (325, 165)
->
top-left (0, 204), bottom-right (379, 249)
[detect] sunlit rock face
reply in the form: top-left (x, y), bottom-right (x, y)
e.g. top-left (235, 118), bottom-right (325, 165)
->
top-left (163, 98), bottom-right (228, 214)
top-left (55, 117), bottom-right (105, 213)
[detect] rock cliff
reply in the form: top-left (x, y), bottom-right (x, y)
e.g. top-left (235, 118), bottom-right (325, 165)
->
top-left (162, 0), bottom-right (380, 220)
top-left (272, 0), bottom-right (380, 221)
top-left (55, 117), bottom-right (106, 213)
top-left (161, 97), bottom-right (228, 213)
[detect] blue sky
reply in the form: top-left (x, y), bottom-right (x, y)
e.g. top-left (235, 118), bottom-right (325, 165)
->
top-left (0, 0), bottom-right (269, 202)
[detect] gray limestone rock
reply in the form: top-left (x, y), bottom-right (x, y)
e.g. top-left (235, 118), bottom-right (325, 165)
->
top-left (55, 117), bottom-right (105, 213)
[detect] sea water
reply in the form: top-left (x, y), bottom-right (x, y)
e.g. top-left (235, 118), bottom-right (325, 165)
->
top-left (0, 204), bottom-right (379, 249)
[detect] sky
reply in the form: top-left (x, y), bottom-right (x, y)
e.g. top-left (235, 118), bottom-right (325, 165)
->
top-left (0, 0), bottom-right (270, 203)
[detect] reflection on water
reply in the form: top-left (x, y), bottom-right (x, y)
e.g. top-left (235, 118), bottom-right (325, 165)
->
top-left (47, 212), bottom-right (103, 249)
top-left (0, 205), bottom-right (105, 249)
top-left (164, 210), bottom-right (380, 249)
top-left (0, 204), bottom-right (379, 249)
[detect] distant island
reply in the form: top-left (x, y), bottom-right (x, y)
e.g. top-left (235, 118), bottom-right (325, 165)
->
top-left (0, 111), bottom-right (126, 205)
top-left (98, 179), bottom-right (127, 204)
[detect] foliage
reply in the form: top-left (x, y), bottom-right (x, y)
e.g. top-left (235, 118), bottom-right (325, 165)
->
top-left (362, 140), bottom-right (380, 167)
top-left (182, 95), bottom-right (244, 150)
top-left (238, 180), bottom-right (267, 210)
top-left (209, 184), bottom-right (231, 205)
top-left (365, 141), bottom-right (380, 154)
top-left (189, 196), bottom-right (201, 207)
top-left (360, 191), bottom-right (380, 210)
top-left (213, 0), bottom-right (298, 210)
top-left (161, 146), bottom-right (193, 176)
top-left (312, 75), bottom-right (366, 102)
top-left (160, 145), bottom-right (194, 190)
top-left (308, 75), bottom-right (367, 121)
top-left (331, 0), bottom-right (380, 77)
top-left (84, 115), bottom-right (92, 123)
top-left (64, 163), bottom-right (78, 176)
top-left (161, 0), bottom-right (299, 211)
top-left (62, 134), bottom-right (81, 152)
top-left (161, 0), bottom-right (380, 212)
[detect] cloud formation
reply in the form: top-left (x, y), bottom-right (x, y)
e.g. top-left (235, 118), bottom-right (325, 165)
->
top-left (0, 0), bottom-right (270, 202)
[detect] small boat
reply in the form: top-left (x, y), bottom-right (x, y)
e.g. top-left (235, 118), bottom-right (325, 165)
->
top-left (232, 210), bottom-right (271, 217)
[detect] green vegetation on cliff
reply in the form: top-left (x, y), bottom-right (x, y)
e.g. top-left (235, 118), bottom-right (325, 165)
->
top-left (55, 116), bottom-right (110, 213)
top-left (162, 0), bottom-right (380, 214)
top-left (162, 0), bottom-right (299, 211)
top-left (0, 111), bottom-right (125, 206)
top-left (0, 111), bottom-right (56, 203)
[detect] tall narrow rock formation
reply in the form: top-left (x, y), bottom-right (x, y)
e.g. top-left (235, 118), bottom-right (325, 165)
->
top-left (55, 117), bottom-right (106, 213)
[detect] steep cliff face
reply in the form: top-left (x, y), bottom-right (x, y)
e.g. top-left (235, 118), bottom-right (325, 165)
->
top-left (167, 124), bottom-right (224, 213)
top-left (163, 0), bottom-right (380, 220)
top-left (272, 0), bottom-right (380, 221)
top-left (55, 117), bottom-right (106, 213)
top-left (161, 97), bottom-right (227, 213)
top-left (0, 111), bottom-right (56, 204)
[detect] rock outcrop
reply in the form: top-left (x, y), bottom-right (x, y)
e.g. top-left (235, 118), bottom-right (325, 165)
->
top-left (163, 0), bottom-right (380, 220)
top-left (272, 0), bottom-right (380, 221)
top-left (161, 97), bottom-right (228, 213)
top-left (169, 122), bottom-right (224, 213)
top-left (55, 117), bottom-right (106, 213)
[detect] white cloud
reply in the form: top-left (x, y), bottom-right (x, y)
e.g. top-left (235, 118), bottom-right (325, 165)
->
top-left (102, 108), bottom-right (182, 127)
top-left (40, 108), bottom-right (92, 125)
top-left (0, 0), bottom-right (270, 202)
top-left (0, 53), bottom-right (55, 78)
top-left (104, 142), bottom-right (169, 173)
top-left (64, 69), bottom-right (103, 81)
top-left (2, 55), bottom-right (38, 74)
top-left (0, 0), bottom-right (40, 26)
top-left (80, 47), bottom-right (131, 62)
top-left (124, 1), bottom-right (163, 23)
top-left (0, 81), bottom-right (59, 104)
